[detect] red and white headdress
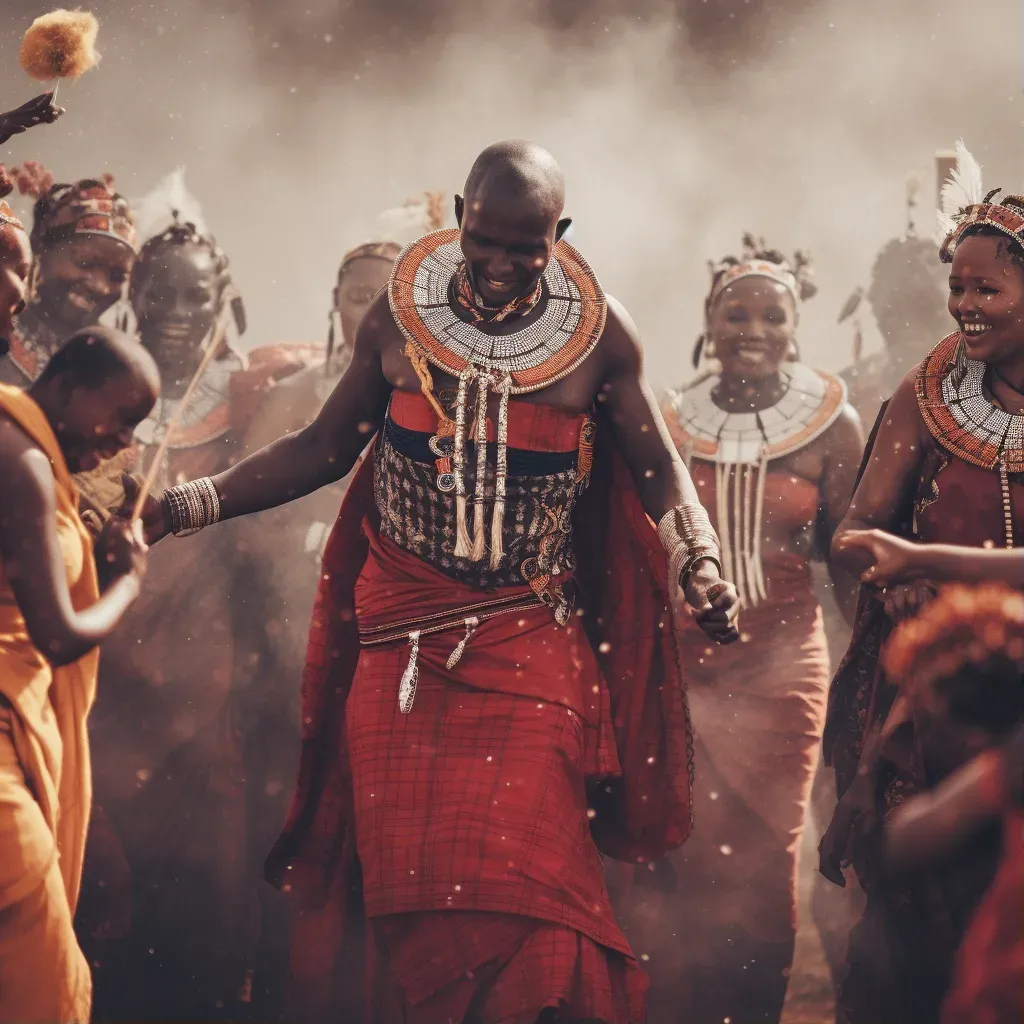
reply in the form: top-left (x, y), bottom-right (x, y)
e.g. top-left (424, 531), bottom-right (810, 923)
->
top-left (937, 140), bottom-right (1024, 263)
top-left (705, 235), bottom-right (816, 313)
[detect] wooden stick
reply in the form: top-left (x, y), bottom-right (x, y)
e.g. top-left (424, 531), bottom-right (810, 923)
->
top-left (132, 310), bottom-right (231, 521)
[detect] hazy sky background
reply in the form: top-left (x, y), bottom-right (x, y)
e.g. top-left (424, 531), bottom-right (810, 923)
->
top-left (1, 0), bottom-right (1020, 383)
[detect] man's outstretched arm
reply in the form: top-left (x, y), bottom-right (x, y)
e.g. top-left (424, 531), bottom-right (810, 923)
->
top-left (135, 293), bottom-right (394, 542)
top-left (598, 296), bottom-right (739, 643)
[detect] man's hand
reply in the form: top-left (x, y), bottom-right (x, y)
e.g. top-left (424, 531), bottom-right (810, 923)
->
top-left (94, 517), bottom-right (149, 580)
top-left (0, 93), bottom-right (64, 146)
top-left (683, 560), bottom-right (740, 644)
top-left (114, 473), bottom-right (169, 546)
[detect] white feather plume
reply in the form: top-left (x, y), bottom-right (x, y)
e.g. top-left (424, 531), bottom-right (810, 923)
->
top-left (374, 194), bottom-right (446, 246)
top-left (936, 140), bottom-right (983, 239)
top-left (132, 167), bottom-right (208, 242)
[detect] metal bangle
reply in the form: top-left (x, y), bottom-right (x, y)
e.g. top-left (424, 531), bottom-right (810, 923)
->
top-left (164, 477), bottom-right (221, 536)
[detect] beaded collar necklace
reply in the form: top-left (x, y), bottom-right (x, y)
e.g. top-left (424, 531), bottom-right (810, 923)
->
top-left (664, 362), bottom-right (846, 606)
top-left (917, 331), bottom-right (1021, 548)
top-left (388, 229), bottom-right (607, 570)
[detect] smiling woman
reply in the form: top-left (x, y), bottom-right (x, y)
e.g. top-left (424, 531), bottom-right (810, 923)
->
top-left (636, 236), bottom-right (864, 1024)
top-left (820, 143), bottom-right (1024, 1024)
top-left (0, 163), bottom-right (138, 386)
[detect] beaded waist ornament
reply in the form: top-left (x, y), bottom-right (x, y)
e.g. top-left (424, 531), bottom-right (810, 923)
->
top-left (388, 229), bottom-right (606, 570)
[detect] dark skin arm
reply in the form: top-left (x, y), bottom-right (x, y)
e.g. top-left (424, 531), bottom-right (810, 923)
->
top-left (831, 370), bottom-right (934, 621)
top-left (885, 747), bottom-right (1006, 870)
top-left (135, 297), bottom-right (394, 530)
top-left (838, 530), bottom-right (1024, 588)
top-left (818, 374), bottom-right (934, 883)
top-left (831, 370), bottom-right (929, 564)
top-left (0, 418), bottom-right (145, 667)
top-left (818, 405), bottom-right (865, 623)
top-left (598, 297), bottom-right (739, 641)
top-left (0, 92), bottom-right (63, 146)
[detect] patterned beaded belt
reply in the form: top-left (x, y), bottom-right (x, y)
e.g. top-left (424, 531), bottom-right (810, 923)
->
top-left (358, 591), bottom-right (547, 715)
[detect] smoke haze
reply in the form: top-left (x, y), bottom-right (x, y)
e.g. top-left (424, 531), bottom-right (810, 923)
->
top-left (1, 0), bottom-right (1020, 385)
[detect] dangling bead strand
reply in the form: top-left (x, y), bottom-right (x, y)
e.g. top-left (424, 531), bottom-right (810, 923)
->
top-left (999, 459), bottom-right (1015, 548)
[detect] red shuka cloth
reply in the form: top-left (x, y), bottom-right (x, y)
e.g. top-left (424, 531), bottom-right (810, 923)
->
top-left (941, 811), bottom-right (1024, 1024)
top-left (265, 405), bottom-right (691, 1019)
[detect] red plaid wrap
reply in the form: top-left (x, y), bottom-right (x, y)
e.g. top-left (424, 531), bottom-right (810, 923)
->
top-left (265, 409), bottom-right (692, 1019)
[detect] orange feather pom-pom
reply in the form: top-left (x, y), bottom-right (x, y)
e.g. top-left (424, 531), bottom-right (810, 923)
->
top-left (19, 10), bottom-right (100, 82)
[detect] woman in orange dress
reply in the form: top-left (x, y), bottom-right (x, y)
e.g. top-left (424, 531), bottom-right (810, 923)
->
top-left (628, 237), bottom-right (864, 1023)
top-left (0, 326), bottom-right (156, 1024)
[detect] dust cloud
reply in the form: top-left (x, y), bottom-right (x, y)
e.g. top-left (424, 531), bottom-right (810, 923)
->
top-left (0, 0), bottom-right (1019, 383)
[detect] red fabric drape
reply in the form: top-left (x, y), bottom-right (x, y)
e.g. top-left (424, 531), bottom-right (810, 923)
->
top-left (264, 413), bottom-right (692, 1018)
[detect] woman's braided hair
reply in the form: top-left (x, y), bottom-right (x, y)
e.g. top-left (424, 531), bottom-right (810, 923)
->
top-left (129, 212), bottom-right (231, 301)
top-left (129, 212), bottom-right (245, 338)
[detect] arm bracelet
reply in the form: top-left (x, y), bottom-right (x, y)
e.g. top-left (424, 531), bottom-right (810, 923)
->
top-left (163, 477), bottom-right (221, 537)
top-left (657, 503), bottom-right (723, 593)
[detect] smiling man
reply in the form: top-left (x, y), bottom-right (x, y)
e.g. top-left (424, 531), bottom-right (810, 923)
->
top-left (133, 139), bottom-right (740, 1023)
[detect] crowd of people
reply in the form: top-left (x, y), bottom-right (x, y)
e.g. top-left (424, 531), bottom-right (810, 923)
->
top-left (0, 93), bottom-right (1020, 1024)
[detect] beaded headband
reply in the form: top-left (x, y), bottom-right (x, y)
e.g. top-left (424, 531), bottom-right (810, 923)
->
top-left (39, 180), bottom-right (137, 252)
top-left (938, 193), bottom-right (1024, 264)
top-left (936, 140), bottom-right (1024, 264)
top-left (707, 259), bottom-right (799, 310)
top-left (338, 240), bottom-right (401, 277)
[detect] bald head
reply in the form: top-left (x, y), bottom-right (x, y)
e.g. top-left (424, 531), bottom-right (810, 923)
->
top-left (31, 326), bottom-right (160, 473)
top-left (457, 141), bottom-right (570, 308)
top-left (37, 325), bottom-right (160, 397)
top-left (463, 140), bottom-right (565, 218)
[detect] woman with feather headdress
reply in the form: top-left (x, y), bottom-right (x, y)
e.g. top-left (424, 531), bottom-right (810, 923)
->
top-left (817, 141), bottom-right (1024, 1023)
top-left (624, 237), bottom-right (863, 1023)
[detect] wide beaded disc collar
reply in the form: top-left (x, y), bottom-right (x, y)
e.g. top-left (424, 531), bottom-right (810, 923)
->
top-left (388, 228), bottom-right (607, 394)
top-left (665, 362), bottom-right (847, 465)
top-left (917, 331), bottom-right (1024, 473)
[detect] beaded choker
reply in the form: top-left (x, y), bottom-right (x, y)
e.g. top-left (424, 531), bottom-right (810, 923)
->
top-left (452, 261), bottom-right (543, 325)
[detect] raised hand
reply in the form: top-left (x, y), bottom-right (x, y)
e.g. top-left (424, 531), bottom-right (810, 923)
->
top-left (0, 92), bottom-right (64, 146)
